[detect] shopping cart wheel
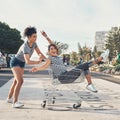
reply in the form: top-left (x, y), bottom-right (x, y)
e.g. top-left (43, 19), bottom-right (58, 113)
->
top-left (73, 103), bottom-right (81, 109)
top-left (41, 100), bottom-right (46, 108)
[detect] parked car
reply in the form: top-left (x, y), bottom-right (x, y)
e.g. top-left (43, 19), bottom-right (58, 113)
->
top-left (8, 54), bottom-right (15, 59)
top-left (0, 56), bottom-right (7, 69)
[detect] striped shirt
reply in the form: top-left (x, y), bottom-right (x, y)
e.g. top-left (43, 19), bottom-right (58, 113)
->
top-left (48, 56), bottom-right (67, 78)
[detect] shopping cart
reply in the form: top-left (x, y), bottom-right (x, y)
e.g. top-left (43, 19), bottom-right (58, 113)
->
top-left (41, 67), bottom-right (85, 110)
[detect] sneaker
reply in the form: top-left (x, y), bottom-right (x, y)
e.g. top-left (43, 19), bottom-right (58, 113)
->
top-left (12, 102), bottom-right (24, 108)
top-left (86, 84), bottom-right (98, 93)
top-left (6, 98), bottom-right (13, 103)
top-left (100, 49), bottom-right (110, 62)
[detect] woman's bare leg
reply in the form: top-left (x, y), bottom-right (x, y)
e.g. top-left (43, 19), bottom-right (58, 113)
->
top-left (7, 79), bottom-right (17, 99)
top-left (10, 67), bottom-right (24, 103)
top-left (85, 74), bottom-right (92, 85)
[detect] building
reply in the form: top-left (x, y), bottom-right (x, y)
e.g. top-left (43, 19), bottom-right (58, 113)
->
top-left (95, 31), bottom-right (108, 52)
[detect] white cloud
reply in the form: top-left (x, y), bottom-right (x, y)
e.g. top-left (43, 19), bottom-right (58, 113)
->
top-left (0, 0), bottom-right (120, 55)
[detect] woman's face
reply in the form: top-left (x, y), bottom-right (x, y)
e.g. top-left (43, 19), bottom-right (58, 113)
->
top-left (49, 46), bottom-right (58, 56)
top-left (28, 33), bottom-right (37, 43)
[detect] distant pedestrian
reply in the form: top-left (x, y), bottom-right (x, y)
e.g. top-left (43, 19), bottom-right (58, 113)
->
top-left (66, 56), bottom-right (70, 65)
top-left (78, 57), bottom-right (83, 64)
top-left (63, 54), bottom-right (66, 64)
top-left (6, 54), bottom-right (11, 68)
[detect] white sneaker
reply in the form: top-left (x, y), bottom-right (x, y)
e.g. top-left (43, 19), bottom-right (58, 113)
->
top-left (100, 49), bottom-right (110, 62)
top-left (12, 102), bottom-right (24, 108)
top-left (6, 98), bottom-right (13, 103)
top-left (86, 84), bottom-right (98, 93)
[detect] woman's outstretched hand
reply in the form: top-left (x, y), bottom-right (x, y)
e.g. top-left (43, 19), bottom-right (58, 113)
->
top-left (40, 30), bottom-right (48, 38)
top-left (30, 67), bottom-right (39, 72)
top-left (40, 30), bottom-right (53, 44)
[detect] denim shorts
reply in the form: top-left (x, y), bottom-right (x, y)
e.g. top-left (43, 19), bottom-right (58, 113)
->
top-left (10, 57), bottom-right (25, 68)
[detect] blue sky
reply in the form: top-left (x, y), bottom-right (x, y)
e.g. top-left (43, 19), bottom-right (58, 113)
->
top-left (0, 0), bottom-right (120, 57)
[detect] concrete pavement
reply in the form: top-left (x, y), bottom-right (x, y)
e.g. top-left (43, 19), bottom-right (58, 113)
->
top-left (0, 73), bottom-right (120, 120)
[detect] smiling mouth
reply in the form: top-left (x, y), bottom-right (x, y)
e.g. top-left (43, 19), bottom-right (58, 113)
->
top-left (52, 52), bottom-right (56, 54)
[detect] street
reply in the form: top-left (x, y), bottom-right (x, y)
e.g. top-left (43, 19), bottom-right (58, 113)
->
top-left (0, 66), bottom-right (120, 120)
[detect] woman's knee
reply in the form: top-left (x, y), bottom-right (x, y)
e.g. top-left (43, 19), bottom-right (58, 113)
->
top-left (76, 63), bottom-right (89, 70)
top-left (16, 79), bottom-right (24, 86)
top-left (84, 70), bottom-right (90, 76)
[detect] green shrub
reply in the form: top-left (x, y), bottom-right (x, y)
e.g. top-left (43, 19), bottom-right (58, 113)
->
top-left (99, 66), bottom-right (108, 72)
top-left (99, 66), bottom-right (112, 72)
top-left (114, 64), bottom-right (120, 71)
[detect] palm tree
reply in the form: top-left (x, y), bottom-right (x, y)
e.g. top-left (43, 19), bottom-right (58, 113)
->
top-left (106, 27), bottom-right (120, 61)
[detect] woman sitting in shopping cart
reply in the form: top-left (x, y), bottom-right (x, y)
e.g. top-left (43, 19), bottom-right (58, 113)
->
top-left (31, 31), bottom-right (109, 93)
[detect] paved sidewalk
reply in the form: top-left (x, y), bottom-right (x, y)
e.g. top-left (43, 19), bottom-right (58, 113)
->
top-left (0, 75), bottom-right (120, 120)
